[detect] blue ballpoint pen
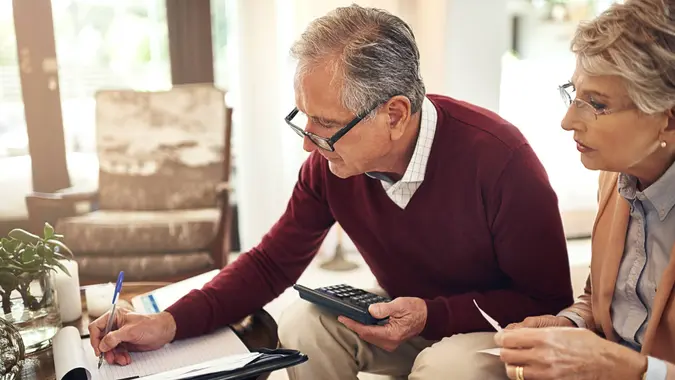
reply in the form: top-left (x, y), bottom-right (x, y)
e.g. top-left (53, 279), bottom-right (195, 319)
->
top-left (98, 271), bottom-right (125, 369)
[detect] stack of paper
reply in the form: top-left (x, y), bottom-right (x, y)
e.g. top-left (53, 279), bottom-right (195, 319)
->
top-left (53, 324), bottom-right (251, 380)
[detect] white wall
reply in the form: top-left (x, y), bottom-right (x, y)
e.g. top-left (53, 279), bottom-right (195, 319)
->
top-left (445, 0), bottom-right (509, 113)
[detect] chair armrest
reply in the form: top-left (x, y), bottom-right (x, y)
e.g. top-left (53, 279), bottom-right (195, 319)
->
top-left (26, 186), bottom-right (99, 207)
top-left (216, 181), bottom-right (232, 196)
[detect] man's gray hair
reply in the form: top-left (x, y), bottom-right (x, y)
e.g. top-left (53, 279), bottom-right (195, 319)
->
top-left (290, 4), bottom-right (426, 117)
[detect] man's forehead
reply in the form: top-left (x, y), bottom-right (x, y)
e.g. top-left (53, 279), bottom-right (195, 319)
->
top-left (295, 64), bottom-right (353, 120)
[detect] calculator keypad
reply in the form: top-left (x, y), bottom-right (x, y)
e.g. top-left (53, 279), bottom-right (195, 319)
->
top-left (317, 284), bottom-right (390, 309)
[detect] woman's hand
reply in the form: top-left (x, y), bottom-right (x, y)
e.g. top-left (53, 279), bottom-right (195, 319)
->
top-left (495, 327), bottom-right (647, 380)
top-left (505, 315), bottom-right (574, 330)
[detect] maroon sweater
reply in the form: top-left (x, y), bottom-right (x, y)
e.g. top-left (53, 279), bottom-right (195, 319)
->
top-left (166, 94), bottom-right (574, 341)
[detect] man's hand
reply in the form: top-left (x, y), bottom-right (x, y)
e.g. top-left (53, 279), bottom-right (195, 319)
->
top-left (505, 314), bottom-right (574, 330)
top-left (338, 297), bottom-right (427, 352)
top-left (495, 327), bottom-right (647, 380)
top-left (88, 308), bottom-right (177, 366)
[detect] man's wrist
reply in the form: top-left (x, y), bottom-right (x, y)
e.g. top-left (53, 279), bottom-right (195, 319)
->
top-left (157, 311), bottom-right (177, 342)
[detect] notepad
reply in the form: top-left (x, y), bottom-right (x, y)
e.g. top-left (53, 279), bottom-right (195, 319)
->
top-left (53, 325), bottom-right (253, 380)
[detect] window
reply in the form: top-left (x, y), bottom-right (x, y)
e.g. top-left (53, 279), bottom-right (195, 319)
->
top-left (52, 0), bottom-right (172, 154)
top-left (0, 1), bottom-right (27, 158)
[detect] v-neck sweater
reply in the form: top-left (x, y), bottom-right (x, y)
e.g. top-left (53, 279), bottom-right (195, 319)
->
top-left (167, 94), bottom-right (573, 341)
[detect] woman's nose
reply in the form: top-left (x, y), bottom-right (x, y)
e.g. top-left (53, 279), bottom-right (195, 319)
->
top-left (561, 106), bottom-right (585, 132)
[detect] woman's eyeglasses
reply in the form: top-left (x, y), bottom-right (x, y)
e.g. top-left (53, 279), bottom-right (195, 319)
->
top-left (558, 82), bottom-right (635, 121)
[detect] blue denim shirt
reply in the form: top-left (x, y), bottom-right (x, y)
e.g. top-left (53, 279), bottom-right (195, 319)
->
top-left (560, 161), bottom-right (675, 379)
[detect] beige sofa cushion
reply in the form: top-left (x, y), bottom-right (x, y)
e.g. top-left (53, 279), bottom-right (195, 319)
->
top-left (76, 251), bottom-right (213, 281)
top-left (57, 209), bottom-right (219, 255)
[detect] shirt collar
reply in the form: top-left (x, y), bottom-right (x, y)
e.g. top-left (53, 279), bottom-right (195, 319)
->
top-left (618, 160), bottom-right (675, 221)
top-left (365, 96), bottom-right (438, 184)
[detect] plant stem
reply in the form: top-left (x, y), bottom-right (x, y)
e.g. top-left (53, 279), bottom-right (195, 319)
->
top-left (1, 291), bottom-right (11, 315)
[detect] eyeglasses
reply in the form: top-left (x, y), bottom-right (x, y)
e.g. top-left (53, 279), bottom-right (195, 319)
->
top-left (558, 82), bottom-right (634, 121)
top-left (284, 103), bottom-right (380, 152)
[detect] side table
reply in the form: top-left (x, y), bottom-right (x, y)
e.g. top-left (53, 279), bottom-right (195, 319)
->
top-left (18, 282), bottom-right (279, 380)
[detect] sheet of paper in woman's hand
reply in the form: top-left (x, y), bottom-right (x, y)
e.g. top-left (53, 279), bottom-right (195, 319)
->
top-left (473, 299), bottom-right (503, 356)
top-left (473, 299), bottom-right (502, 332)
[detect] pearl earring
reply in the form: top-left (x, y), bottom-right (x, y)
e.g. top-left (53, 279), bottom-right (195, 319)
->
top-left (661, 141), bottom-right (668, 148)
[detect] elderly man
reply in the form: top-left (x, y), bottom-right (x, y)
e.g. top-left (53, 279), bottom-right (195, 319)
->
top-left (88, 4), bottom-right (573, 379)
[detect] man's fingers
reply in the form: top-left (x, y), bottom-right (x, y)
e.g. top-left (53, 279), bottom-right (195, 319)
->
top-left (99, 327), bottom-right (133, 352)
top-left (113, 346), bottom-right (131, 366)
top-left (338, 316), bottom-right (383, 338)
top-left (338, 316), bottom-right (368, 334)
top-left (104, 350), bottom-right (115, 365)
top-left (368, 302), bottom-right (393, 319)
top-left (89, 312), bottom-right (113, 355)
top-left (505, 323), bottom-right (522, 330)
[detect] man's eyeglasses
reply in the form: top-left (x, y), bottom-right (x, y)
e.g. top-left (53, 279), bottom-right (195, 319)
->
top-left (558, 82), bottom-right (634, 121)
top-left (284, 103), bottom-right (380, 152)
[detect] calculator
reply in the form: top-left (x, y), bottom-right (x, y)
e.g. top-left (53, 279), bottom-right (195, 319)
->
top-left (293, 284), bottom-right (391, 326)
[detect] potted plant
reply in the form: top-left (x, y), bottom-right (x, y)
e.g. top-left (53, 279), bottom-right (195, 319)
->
top-left (0, 223), bottom-right (74, 354)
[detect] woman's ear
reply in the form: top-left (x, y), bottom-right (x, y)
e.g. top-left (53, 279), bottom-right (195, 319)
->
top-left (662, 108), bottom-right (675, 145)
top-left (667, 108), bottom-right (675, 131)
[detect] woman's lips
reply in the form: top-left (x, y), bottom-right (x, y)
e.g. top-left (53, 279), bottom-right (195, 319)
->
top-left (575, 140), bottom-right (595, 153)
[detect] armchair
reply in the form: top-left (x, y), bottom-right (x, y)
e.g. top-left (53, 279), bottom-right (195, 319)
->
top-left (26, 85), bottom-right (234, 284)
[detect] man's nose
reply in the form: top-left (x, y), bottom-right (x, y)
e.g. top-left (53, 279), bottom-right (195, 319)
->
top-left (302, 135), bottom-right (317, 153)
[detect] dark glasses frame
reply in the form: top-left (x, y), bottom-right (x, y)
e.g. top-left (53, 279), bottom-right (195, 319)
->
top-left (284, 103), bottom-right (381, 152)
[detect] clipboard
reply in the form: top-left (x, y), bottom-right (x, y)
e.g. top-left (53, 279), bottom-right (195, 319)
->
top-left (183, 348), bottom-right (308, 380)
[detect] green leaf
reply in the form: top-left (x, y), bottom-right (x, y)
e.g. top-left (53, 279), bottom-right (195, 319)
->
top-left (0, 261), bottom-right (21, 271)
top-left (52, 234), bottom-right (64, 240)
top-left (41, 244), bottom-right (54, 261)
top-left (46, 239), bottom-right (74, 258)
top-left (43, 223), bottom-right (55, 240)
top-left (0, 272), bottom-right (19, 290)
top-left (52, 252), bottom-right (70, 261)
top-left (8, 229), bottom-right (40, 245)
top-left (21, 247), bottom-right (36, 263)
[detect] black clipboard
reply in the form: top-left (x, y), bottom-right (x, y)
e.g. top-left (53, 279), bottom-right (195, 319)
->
top-left (177, 348), bottom-right (308, 380)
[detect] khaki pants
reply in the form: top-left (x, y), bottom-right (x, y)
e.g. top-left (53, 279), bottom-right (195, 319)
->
top-left (278, 299), bottom-right (508, 380)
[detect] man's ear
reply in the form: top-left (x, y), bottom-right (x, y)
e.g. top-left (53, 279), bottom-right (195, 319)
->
top-left (385, 96), bottom-right (412, 141)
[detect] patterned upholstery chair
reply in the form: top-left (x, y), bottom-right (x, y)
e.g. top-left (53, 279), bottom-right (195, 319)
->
top-left (25, 84), bottom-right (233, 283)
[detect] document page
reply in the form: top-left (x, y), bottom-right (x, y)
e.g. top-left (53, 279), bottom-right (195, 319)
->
top-left (473, 299), bottom-right (502, 356)
top-left (53, 325), bottom-right (251, 380)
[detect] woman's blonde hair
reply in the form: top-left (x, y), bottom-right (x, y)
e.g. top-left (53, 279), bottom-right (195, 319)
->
top-left (572, 0), bottom-right (675, 114)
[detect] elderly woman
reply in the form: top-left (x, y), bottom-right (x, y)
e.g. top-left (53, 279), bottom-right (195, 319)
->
top-left (495, 0), bottom-right (675, 379)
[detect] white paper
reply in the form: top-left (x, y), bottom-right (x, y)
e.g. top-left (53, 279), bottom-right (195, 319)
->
top-left (473, 299), bottom-right (502, 331)
top-left (139, 353), bottom-right (262, 380)
top-left (53, 326), bottom-right (92, 380)
top-left (473, 299), bottom-right (503, 356)
top-left (478, 347), bottom-right (501, 356)
top-left (53, 324), bottom-right (251, 380)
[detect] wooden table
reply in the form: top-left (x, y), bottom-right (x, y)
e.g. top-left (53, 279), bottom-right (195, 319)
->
top-left (19, 282), bottom-right (279, 380)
